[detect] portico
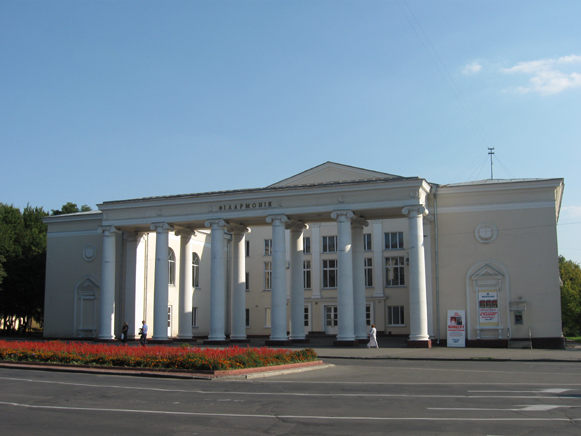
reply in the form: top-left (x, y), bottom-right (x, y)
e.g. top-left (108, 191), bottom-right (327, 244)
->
top-left (95, 166), bottom-right (433, 347)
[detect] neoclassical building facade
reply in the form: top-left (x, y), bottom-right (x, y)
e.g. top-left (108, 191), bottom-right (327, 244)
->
top-left (43, 162), bottom-right (565, 348)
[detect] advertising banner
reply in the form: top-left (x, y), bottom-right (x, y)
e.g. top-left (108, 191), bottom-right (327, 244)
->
top-left (447, 310), bottom-right (465, 347)
top-left (478, 290), bottom-right (499, 327)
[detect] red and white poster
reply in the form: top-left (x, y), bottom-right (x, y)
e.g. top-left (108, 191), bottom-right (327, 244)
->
top-left (447, 310), bottom-right (465, 347)
top-left (478, 290), bottom-right (499, 327)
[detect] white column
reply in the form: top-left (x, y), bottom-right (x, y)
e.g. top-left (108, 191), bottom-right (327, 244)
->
top-left (403, 206), bottom-right (430, 344)
top-left (352, 218), bottom-right (369, 341)
top-left (288, 221), bottom-right (306, 341)
top-left (150, 222), bottom-right (174, 341)
top-left (266, 215), bottom-right (289, 341)
top-left (124, 232), bottom-right (145, 339)
top-left (176, 229), bottom-right (195, 339)
top-left (205, 219), bottom-right (228, 341)
top-left (331, 210), bottom-right (356, 342)
top-left (98, 226), bottom-right (120, 340)
top-left (229, 224), bottom-right (249, 341)
top-left (310, 223), bottom-right (322, 299)
top-left (372, 220), bottom-right (385, 297)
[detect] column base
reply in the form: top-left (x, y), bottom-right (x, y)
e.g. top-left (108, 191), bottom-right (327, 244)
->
top-left (407, 339), bottom-right (432, 348)
top-left (333, 340), bottom-right (360, 347)
top-left (149, 339), bottom-right (174, 344)
top-left (203, 339), bottom-right (230, 345)
top-left (265, 339), bottom-right (292, 346)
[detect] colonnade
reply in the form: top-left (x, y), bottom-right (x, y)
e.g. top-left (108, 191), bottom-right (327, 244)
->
top-left (97, 206), bottom-right (430, 346)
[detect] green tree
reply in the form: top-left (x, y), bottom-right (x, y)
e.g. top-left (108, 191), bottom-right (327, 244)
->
top-left (0, 204), bottom-right (48, 334)
top-left (50, 202), bottom-right (92, 216)
top-left (559, 255), bottom-right (581, 336)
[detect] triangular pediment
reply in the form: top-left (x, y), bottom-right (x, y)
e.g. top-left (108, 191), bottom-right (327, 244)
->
top-left (471, 264), bottom-right (504, 280)
top-left (268, 162), bottom-right (401, 188)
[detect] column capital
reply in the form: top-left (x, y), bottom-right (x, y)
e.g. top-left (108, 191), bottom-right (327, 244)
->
top-left (98, 225), bottom-right (121, 236)
top-left (266, 215), bottom-right (289, 224)
top-left (175, 227), bottom-right (196, 238)
top-left (123, 231), bottom-right (145, 243)
top-left (402, 205), bottom-right (429, 218)
top-left (205, 219), bottom-right (228, 228)
top-left (331, 210), bottom-right (355, 221)
top-left (351, 217), bottom-right (369, 229)
top-left (227, 223), bottom-right (250, 234)
top-left (150, 222), bottom-right (175, 232)
top-left (285, 220), bottom-right (307, 231)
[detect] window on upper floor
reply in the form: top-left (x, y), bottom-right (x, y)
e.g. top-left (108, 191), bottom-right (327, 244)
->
top-left (363, 233), bottom-right (372, 251)
top-left (168, 248), bottom-right (176, 285)
top-left (384, 232), bottom-right (404, 250)
top-left (322, 235), bottom-right (337, 253)
top-left (385, 256), bottom-right (405, 287)
top-left (264, 239), bottom-right (272, 256)
top-left (303, 236), bottom-right (311, 254)
top-left (192, 253), bottom-right (200, 288)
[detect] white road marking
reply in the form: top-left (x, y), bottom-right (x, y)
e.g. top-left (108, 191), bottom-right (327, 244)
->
top-left (1, 401), bottom-right (580, 422)
top-left (0, 376), bottom-right (574, 400)
top-left (429, 405), bottom-right (579, 412)
top-left (468, 389), bottom-right (573, 394)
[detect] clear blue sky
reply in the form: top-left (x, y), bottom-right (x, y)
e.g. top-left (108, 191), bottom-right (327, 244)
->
top-left (1, 0), bottom-right (580, 263)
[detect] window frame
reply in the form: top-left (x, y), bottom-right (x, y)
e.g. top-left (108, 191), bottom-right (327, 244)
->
top-left (168, 248), bottom-right (176, 285)
top-left (322, 258), bottom-right (338, 289)
top-left (264, 261), bottom-right (272, 291)
top-left (322, 235), bottom-right (337, 253)
top-left (364, 258), bottom-right (373, 287)
top-left (192, 252), bottom-right (200, 288)
top-left (264, 239), bottom-right (272, 256)
top-left (385, 256), bottom-right (406, 287)
top-left (387, 305), bottom-right (405, 326)
top-left (363, 233), bottom-right (372, 251)
top-left (303, 259), bottom-right (312, 289)
top-left (384, 232), bottom-right (404, 250)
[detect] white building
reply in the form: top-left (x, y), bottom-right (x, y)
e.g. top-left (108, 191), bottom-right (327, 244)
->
top-left (43, 162), bottom-right (565, 348)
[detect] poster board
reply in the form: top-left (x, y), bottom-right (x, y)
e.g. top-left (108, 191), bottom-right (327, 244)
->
top-left (478, 290), bottom-right (499, 327)
top-left (447, 310), bottom-right (466, 347)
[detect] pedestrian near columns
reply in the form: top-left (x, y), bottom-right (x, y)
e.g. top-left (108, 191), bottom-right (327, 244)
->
top-left (139, 320), bottom-right (148, 346)
top-left (120, 322), bottom-right (128, 345)
top-left (367, 324), bottom-right (379, 348)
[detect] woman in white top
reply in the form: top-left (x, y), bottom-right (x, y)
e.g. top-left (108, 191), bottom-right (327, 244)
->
top-left (367, 324), bottom-right (379, 348)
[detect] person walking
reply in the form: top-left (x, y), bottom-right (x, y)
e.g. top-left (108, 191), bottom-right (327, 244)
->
top-left (139, 320), bottom-right (148, 346)
top-left (120, 322), bottom-right (128, 346)
top-left (367, 324), bottom-right (379, 348)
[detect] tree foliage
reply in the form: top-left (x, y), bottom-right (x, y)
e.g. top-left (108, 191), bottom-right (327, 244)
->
top-left (50, 202), bottom-right (92, 216)
top-left (0, 203), bottom-right (48, 334)
top-left (559, 255), bottom-right (581, 336)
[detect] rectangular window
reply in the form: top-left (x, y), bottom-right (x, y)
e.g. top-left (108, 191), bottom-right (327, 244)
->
top-left (303, 236), bottom-right (311, 254)
top-left (384, 232), bottom-right (404, 250)
top-left (387, 306), bottom-right (405, 326)
top-left (245, 272), bottom-right (249, 291)
top-left (264, 262), bottom-right (272, 290)
top-left (364, 258), bottom-right (373, 287)
top-left (363, 233), bottom-right (372, 251)
top-left (192, 307), bottom-right (198, 327)
top-left (246, 240), bottom-right (250, 257)
top-left (322, 236), bottom-right (337, 253)
top-left (304, 306), bottom-right (309, 327)
top-left (366, 305), bottom-right (372, 326)
top-left (325, 306), bottom-right (338, 327)
top-left (322, 259), bottom-right (338, 288)
top-left (385, 256), bottom-right (405, 286)
top-left (246, 308), bottom-right (250, 328)
top-left (303, 260), bottom-right (312, 289)
top-left (265, 308), bottom-right (271, 328)
top-left (264, 239), bottom-right (272, 256)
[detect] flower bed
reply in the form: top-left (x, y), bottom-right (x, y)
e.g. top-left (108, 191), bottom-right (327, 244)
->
top-left (0, 341), bottom-right (318, 371)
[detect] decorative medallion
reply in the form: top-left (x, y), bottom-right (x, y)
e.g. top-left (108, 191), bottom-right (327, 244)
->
top-left (475, 222), bottom-right (498, 244)
top-left (338, 195), bottom-right (346, 203)
top-left (83, 244), bottom-right (97, 262)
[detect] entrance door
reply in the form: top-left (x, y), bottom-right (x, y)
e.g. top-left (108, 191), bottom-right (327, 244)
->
top-left (304, 304), bottom-right (311, 335)
top-left (167, 305), bottom-right (172, 337)
top-left (324, 305), bottom-right (338, 335)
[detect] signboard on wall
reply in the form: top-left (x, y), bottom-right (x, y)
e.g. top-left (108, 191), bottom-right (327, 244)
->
top-left (478, 290), bottom-right (499, 327)
top-left (447, 310), bottom-right (466, 347)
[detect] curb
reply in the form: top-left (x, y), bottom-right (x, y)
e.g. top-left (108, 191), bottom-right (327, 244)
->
top-left (0, 359), bottom-right (330, 380)
top-left (316, 355), bottom-right (581, 363)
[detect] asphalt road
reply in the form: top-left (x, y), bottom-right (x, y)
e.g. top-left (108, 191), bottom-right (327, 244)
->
top-left (1, 358), bottom-right (580, 435)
